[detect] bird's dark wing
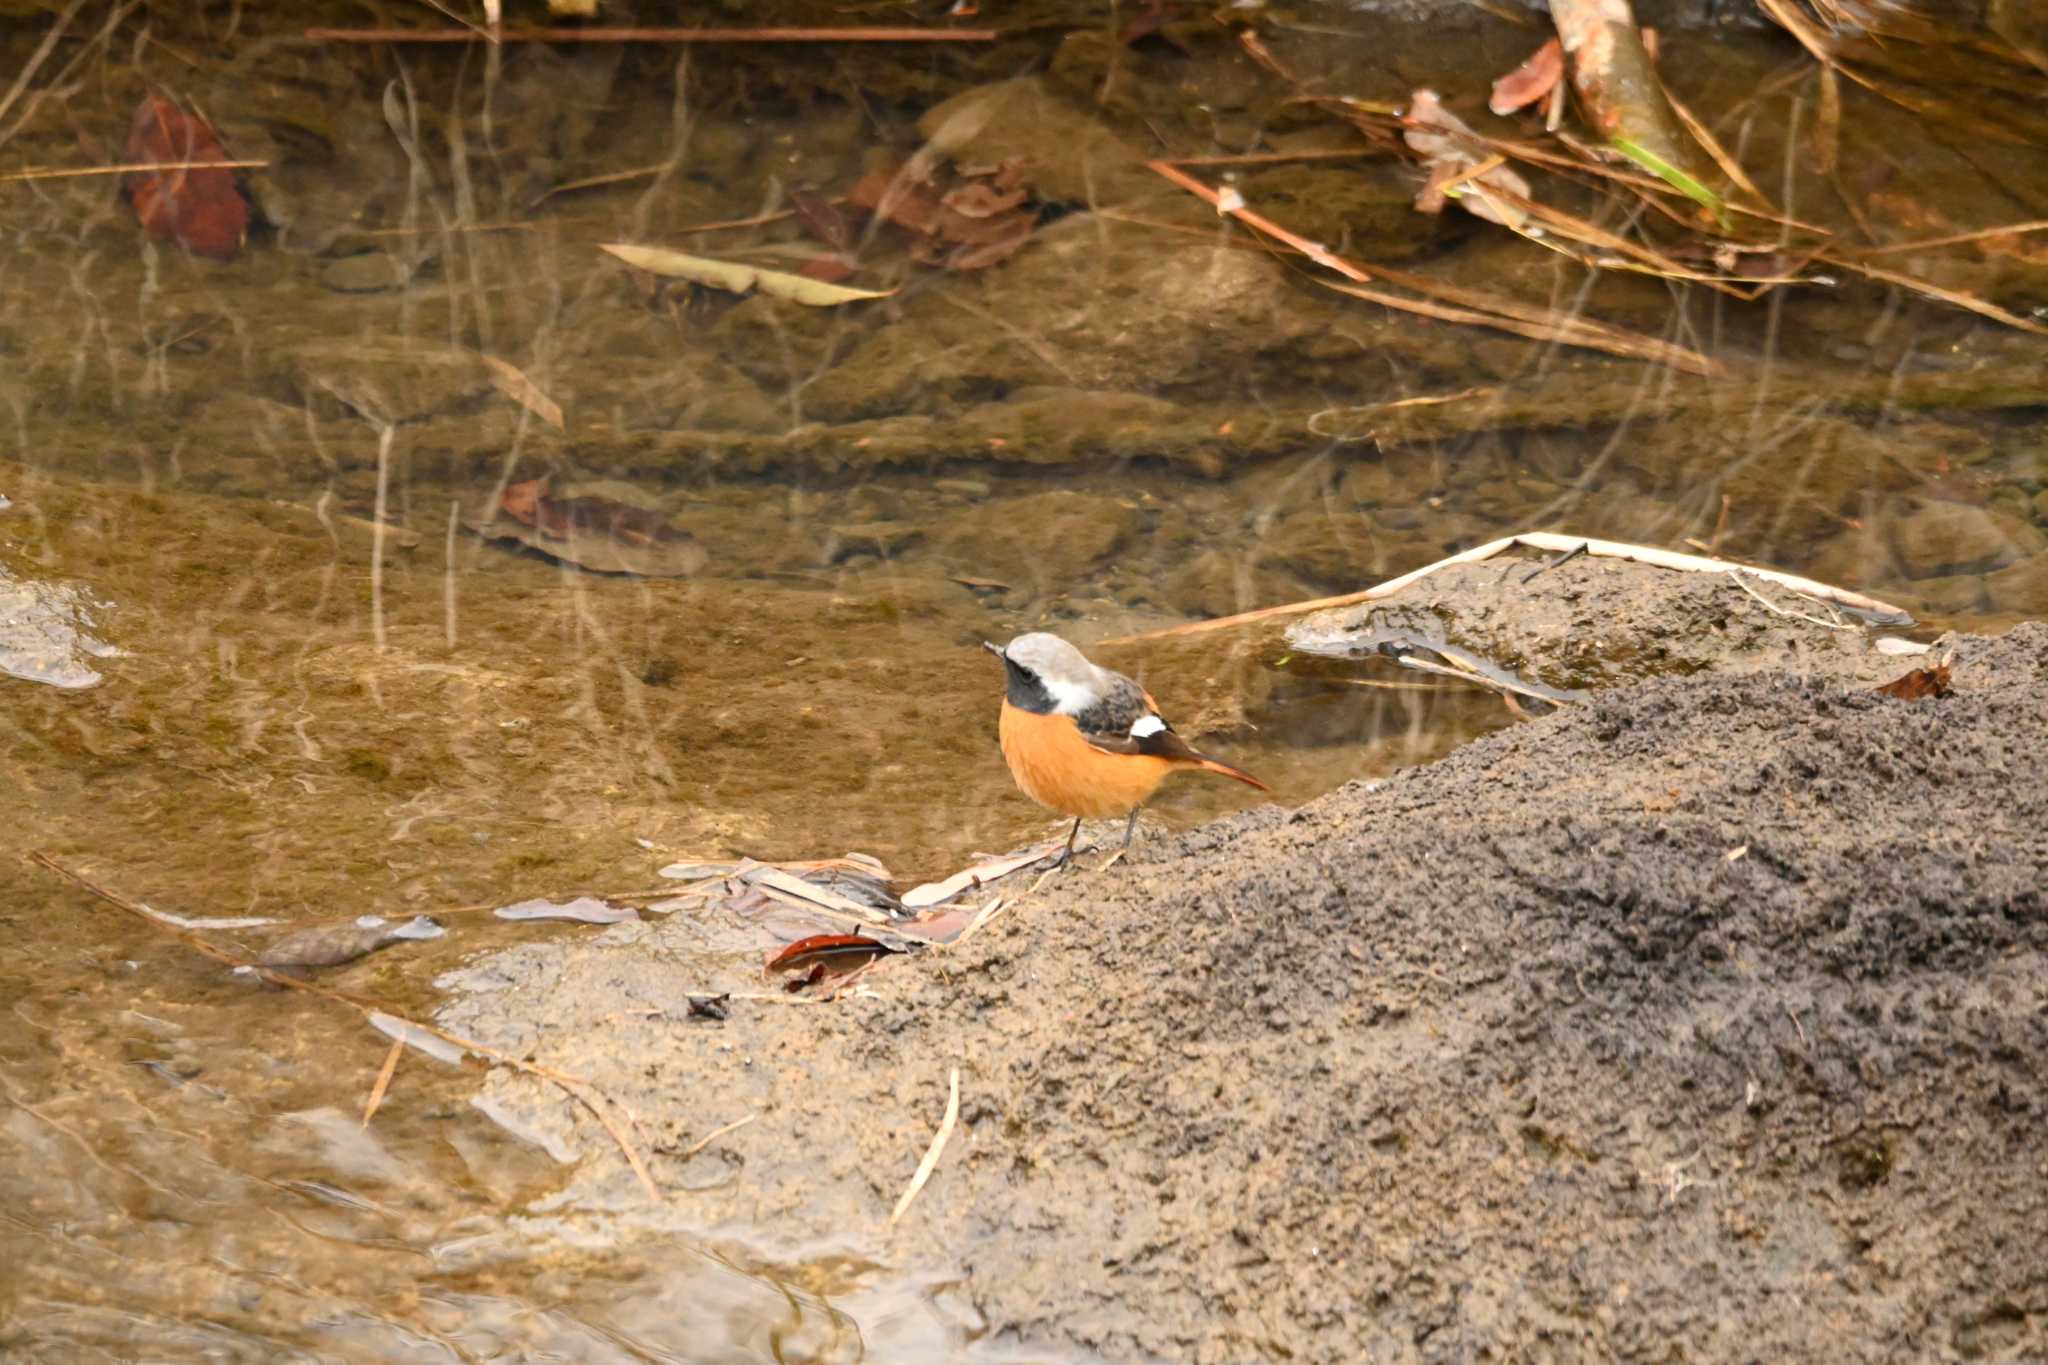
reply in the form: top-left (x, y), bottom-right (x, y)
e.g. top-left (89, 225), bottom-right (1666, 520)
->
top-left (1074, 674), bottom-right (1189, 759)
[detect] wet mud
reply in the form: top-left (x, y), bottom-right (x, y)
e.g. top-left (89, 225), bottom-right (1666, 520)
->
top-left (446, 623), bottom-right (2048, 1362)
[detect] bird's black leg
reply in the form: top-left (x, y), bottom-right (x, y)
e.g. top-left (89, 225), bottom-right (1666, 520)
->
top-left (1120, 810), bottom-right (1139, 850)
top-left (1051, 816), bottom-right (1083, 870)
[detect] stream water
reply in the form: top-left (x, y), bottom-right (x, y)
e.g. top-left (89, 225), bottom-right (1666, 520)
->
top-left (3, 3), bottom-right (2044, 1359)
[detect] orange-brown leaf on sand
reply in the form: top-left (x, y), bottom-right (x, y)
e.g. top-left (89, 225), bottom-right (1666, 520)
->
top-left (123, 92), bottom-right (248, 261)
top-left (766, 933), bottom-right (900, 974)
top-left (1490, 38), bottom-right (1564, 116)
top-left (1875, 657), bottom-right (1953, 701)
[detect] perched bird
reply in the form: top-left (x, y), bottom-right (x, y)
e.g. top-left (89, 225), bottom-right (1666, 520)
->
top-left (984, 632), bottom-right (1270, 862)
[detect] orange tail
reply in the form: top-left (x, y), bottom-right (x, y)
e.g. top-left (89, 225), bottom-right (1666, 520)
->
top-left (1187, 753), bottom-right (1271, 793)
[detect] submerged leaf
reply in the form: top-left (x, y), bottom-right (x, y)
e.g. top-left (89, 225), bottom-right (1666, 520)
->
top-left (1490, 39), bottom-right (1564, 116)
top-left (124, 92), bottom-right (248, 261)
top-left (472, 477), bottom-right (708, 578)
top-left (599, 242), bottom-right (894, 305)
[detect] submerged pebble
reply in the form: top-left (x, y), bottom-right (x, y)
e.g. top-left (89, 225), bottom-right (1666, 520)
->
top-left (0, 565), bottom-right (119, 689)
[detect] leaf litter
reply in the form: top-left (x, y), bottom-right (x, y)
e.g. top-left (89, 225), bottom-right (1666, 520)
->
top-left (468, 477), bottom-right (708, 578)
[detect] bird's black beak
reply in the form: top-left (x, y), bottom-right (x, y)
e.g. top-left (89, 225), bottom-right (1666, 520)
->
top-left (981, 641), bottom-right (1005, 659)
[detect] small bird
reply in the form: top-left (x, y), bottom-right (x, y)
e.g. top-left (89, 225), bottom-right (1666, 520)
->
top-left (984, 632), bottom-right (1270, 863)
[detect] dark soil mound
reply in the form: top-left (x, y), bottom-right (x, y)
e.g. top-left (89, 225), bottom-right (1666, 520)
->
top-left (446, 623), bottom-right (2048, 1362)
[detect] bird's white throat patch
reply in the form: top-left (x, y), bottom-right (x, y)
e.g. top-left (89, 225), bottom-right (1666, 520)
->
top-left (1042, 674), bottom-right (1099, 715)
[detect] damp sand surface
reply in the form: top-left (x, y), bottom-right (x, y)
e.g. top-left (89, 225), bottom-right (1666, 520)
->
top-left (445, 622), bottom-right (2048, 1363)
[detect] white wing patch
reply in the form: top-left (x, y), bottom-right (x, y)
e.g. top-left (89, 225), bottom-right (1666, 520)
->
top-left (1130, 713), bottom-right (1166, 738)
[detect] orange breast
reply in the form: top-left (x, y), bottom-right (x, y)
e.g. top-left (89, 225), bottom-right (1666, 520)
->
top-left (998, 700), bottom-right (1174, 819)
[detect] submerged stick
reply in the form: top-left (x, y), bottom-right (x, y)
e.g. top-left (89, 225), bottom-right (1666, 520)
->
top-left (889, 1067), bottom-right (960, 1228)
top-left (27, 851), bottom-right (664, 1202)
top-left (306, 26), bottom-right (998, 43)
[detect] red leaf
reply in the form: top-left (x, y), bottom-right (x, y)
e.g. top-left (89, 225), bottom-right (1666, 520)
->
top-left (796, 254), bottom-right (859, 283)
top-left (123, 92), bottom-right (248, 261)
top-left (1490, 38), bottom-right (1564, 117)
top-left (766, 933), bottom-right (897, 972)
top-left (790, 185), bottom-right (853, 251)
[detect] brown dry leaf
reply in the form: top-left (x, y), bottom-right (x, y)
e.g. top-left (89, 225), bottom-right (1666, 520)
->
top-left (473, 477), bottom-right (709, 578)
top-left (847, 156), bottom-right (1039, 272)
top-left (1875, 655), bottom-right (1953, 700)
top-left (790, 186), bottom-right (854, 251)
top-left (1403, 90), bottom-right (1534, 228)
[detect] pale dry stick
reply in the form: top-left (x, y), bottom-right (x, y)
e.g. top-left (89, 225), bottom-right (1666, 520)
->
top-left (306, 25), bottom-right (1001, 42)
top-left (0, 159), bottom-right (270, 184)
top-left (1860, 219), bottom-right (2048, 255)
top-left (369, 425), bottom-right (395, 652)
top-left (1730, 570), bottom-right (1853, 630)
top-left (362, 1038), bottom-right (405, 1127)
top-left (677, 1112), bottom-right (757, 1161)
top-left (931, 291), bottom-right (1080, 386)
top-left (1152, 156), bottom-right (1719, 370)
top-left (1826, 254), bottom-right (2048, 337)
top-left (888, 1066), bottom-right (960, 1228)
top-left (442, 499), bottom-right (460, 650)
top-left (1104, 533), bottom-right (1911, 644)
top-left (28, 852), bottom-right (665, 1202)
top-left (949, 896), bottom-right (1009, 946)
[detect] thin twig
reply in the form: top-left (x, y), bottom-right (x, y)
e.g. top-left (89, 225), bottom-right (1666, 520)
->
top-left (677, 1112), bottom-right (757, 1161)
top-left (1731, 570), bottom-right (1853, 630)
top-left (0, 159), bottom-right (269, 184)
top-left (305, 26), bottom-right (998, 43)
top-left (889, 1067), bottom-right (960, 1228)
top-left (362, 1038), bottom-right (404, 1127)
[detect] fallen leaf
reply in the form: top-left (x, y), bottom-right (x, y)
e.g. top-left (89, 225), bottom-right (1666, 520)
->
top-left (124, 92), bottom-right (249, 261)
top-left (1875, 655), bottom-right (1953, 700)
top-left (686, 994), bottom-right (731, 1020)
top-left (900, 842), bottom-right (1061, 908)
top-left (796, 254), bottom-right (859, 283)
top-left (493, 896), bottom-right (638, 924)
top-left (790, 185), bottom-right (854, 251)
top-left (1490, 38), bottom-right (1564, 116)
top-left (942, 180), bottom-right (1028, 219)
top-left (766, 932), bottom-right (901, 973)
top-left (473, 477), bottom-right (708, 578)
top-left (1403, 90), bottom-right (1533, 229)
top-left (599, 242), bottom-right (894, 305)
top-left (477, 354), bottom-right (565, 430)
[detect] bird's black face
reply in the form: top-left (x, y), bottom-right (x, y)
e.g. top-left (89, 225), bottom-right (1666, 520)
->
top-left (983, 641), bottom-right (1055, 714)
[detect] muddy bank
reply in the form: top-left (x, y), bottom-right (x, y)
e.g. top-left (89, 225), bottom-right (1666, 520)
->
top-left (443, 623), bottom-right (2048, 1361)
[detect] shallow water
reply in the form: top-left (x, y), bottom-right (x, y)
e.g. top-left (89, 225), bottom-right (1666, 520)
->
top-left (3, 3), bottom-right (2045, 1358)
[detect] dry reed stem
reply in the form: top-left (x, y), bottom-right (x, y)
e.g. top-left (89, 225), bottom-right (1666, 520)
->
top-left (677, 1112), bottom-right (757, 1161)
top-left (306, 26), bottom-right (998, 43)
top-left (1146, 160), bottom-right (1719, 375)
top-left (889, 1067), bottom-right (960, 1228)
top-left (0, 159), bottom-right (269, 184)
top-left (362, 1038), bottom-right (404, 1127)
top-left (1105, 532), bottom-right (1909, 644)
